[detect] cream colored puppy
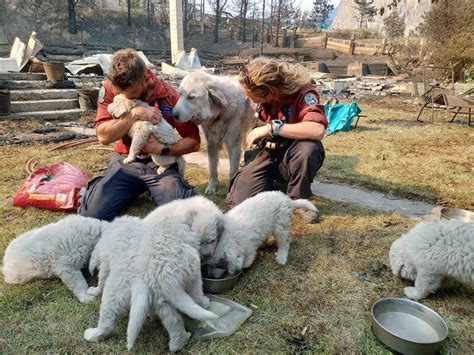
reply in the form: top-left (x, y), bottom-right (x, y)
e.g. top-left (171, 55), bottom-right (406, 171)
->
top-left (107, 94), bottom-right (186, 175)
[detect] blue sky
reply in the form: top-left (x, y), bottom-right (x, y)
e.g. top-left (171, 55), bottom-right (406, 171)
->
top-left (300, 0), bottom-right (341, 12)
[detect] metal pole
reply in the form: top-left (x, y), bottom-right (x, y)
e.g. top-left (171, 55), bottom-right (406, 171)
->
top-left (260, 0), bottom-right (265, 56)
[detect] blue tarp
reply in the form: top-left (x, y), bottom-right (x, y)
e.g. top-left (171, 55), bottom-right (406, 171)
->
top-left (324, 102), bottom-right (362, 135)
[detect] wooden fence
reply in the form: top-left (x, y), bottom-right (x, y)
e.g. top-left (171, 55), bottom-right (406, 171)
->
top-left (187, 22), bottom-right (387, 56)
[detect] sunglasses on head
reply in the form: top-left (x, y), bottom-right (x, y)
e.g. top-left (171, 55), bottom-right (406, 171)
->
top-left (240, 65), bottom-right (255, 88)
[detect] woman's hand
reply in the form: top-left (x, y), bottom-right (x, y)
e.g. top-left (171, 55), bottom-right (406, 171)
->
top-left (246, 124), bottom-right (272, 149)
top-left (131, 106), bottom-right (162, 125)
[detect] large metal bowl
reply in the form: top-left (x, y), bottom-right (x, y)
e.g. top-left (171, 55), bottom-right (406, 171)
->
top-left (371, 298), bottom-right (448, 354)
top-left (202, 271), bottom-right (242, 294)
top-left (440, 207), bottom-right (474, 222)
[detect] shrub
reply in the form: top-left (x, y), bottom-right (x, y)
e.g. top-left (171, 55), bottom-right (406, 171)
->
top-left (420, 0), bottom-right (474, 68)
top-left (383, 11), bottom-right (405, 40)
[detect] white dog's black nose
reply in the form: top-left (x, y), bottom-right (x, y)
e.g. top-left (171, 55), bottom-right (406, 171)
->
top-left (172, 109), bottom-right (179, 120)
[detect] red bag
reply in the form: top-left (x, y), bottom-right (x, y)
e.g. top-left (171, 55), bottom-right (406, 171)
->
top-left (12, 162), bottom-right (90, 211)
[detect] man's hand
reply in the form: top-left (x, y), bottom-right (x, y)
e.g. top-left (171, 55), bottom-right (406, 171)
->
top-left (246, 124), bottom-right (272, 149)
top-left (142, 134), bottom-right (163, 155)
top-left (131, 106), bottom-right (162, 125)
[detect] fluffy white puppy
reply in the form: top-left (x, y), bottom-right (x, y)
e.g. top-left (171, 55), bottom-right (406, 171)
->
top-left (107, 94), bottom-right (186, 175)
top-left (389, 220), bottom-right (474, 300)
top-left (2, 215), bottom-right (107, 303)
top-left (84, 216), bottom-right (218, 352)
top-left (203, 191), bottom-right (318, 275)
top-left (143, 195), bottom-right (224, 257)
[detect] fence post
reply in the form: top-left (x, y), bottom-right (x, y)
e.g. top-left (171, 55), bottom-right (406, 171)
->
top-left (291, 28), bottom-right (297, 48)
top-left (349, 33), bottom-right (356, 55)
top-left (381, 37), bottom-right (387, 54)
top-left (230, 26), bottom-right (234, 40)
top-left (323, 32), bottom-right (328, 49)
top-left (282, 28), bottom-right (288, 47)
top-left (419, 37), bottom-right (424, 57)
top-left (200, 22), bottom-right (205, 34)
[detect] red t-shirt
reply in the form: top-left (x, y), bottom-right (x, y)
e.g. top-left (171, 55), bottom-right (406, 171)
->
top-left (95, 70), bottom-right (200, 154)
top-left (257, 82), bottom-right (328, 128)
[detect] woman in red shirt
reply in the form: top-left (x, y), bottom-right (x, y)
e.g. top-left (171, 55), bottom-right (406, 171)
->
top-left (225, 58), bottom-right (327, 223)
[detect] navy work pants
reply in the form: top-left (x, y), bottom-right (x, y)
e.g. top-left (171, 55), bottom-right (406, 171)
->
top-left (77, 154), bottom-right (196, 221)
top-left (225, 139), bottom-right (325, 207)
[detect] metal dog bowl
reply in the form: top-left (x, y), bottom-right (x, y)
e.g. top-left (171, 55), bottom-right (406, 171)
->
top-left (371, 298), bottom-right (448, 354)
top-left (440, 207), bottom-right (474, 222)
top-left (202, 271), bottom-right (242, 294)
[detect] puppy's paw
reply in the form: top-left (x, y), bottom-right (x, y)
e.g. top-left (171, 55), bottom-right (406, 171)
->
top-left (275, 252), bottom-right (288, 265)
top-left (87, 286), bottom-right (101, 297)
top-left (157, 166), bottom-right (167, 175)
top-left (78, 292), bottom-right (96, 303)
top-left (123, 156), bottom-right (134, 164)
top-left (84, 328), bottom-right (101, 342)
top-left (404, 287), bottom-right (421, 300)
top-left (169, 331), bottom-right (191, 352)
top-left (197, 295), bottom-right (210, 308)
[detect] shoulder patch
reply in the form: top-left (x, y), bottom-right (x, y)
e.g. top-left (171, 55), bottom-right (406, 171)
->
top-left (98, 86), bottom-right (105, 104)
top-left (304, 92), bottom-right (318, 106)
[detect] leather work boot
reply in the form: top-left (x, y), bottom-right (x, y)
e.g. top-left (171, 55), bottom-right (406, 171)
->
top-left (293, 208), bottom-right (320, 224)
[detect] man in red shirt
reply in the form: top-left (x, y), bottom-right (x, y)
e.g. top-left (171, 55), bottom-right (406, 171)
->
top-left (225, 58), bottom-right (327, 223)
top-left (78, 49), bottom-right (200, 221)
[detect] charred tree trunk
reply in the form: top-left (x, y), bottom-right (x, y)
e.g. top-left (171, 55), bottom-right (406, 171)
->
top-left (214, 0), bottom-right (220, 43)
top-left (275, 0), bottom-right (282, 47)
top-left (127, 0), bottom-right (132, 27)
top-left (68, 0), bottom-right (78, 34)
top-left (242, 0), bottom-right (248, 42)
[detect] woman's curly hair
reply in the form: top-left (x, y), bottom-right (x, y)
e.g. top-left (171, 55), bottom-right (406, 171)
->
top-left (238, 57), bottom-right (310, 99)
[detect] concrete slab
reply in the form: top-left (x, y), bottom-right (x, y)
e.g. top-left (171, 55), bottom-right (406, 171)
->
top-left (0, 72), bottom-right (47, 81)
top-left (11, 99), bottom-right (78, 113)
top-left (5, 108), bottom-right (82, 121)
top-left (310, 180), bottom-right (441, 220)
top-left (184, 152), bottom-right (442, 221)
top-left (185, 151), bottom-right (230, 174)
top-left (0, 79), bottom-right (76, 90)
top-left (10, 89), bottom-right (78, 100)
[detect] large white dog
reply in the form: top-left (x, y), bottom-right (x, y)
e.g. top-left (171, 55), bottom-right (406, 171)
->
top-left (84, 216), bottom-right (218, 352)
top-left (172, 71), bottom-right (254, 194)
top-left (2, 215), bottom-right (107, 303)
top-left (107, 94), bottom-right (186, 175)
top-left (203, 191), bottom-right (318, 275)
top-left (389, 220), bottom-right (474, 300)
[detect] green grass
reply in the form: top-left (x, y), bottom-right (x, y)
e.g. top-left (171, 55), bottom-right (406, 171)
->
top-left (1, 104), bottom-right (473, 353)
top-left (318, 99), bottom-right (474, 209)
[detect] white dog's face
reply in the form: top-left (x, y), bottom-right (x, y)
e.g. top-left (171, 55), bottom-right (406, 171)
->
top-left (172, 73), bottom-right (228, 123)
top-left (107, 94), bottom-right (135, 118)
top-left (202, 230), bottom-right (245, 276)
top-left (389, 239), bottom-right (417, 281)
top-left (194, 212), bottom-right (224, 258)
top-left (2, 254), bottom-right (41, 284)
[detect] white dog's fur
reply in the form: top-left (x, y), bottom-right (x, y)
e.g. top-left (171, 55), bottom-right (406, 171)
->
top-left (107, 94), bottom-right (186, 175)
top-left (389, 220), bottom-right (474, 300)
top-left (172, 71), bottom-right (254, 194)
top-left (143, 195), bottom-right (224, 257)
top-left (2, 215), bottom-right (107, 303)
top-left (85, 197), bottom-right (224, 351)
top-left (203, 191), bottom-right (319, 274)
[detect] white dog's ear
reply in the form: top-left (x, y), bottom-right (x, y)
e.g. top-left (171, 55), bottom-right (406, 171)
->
top-left (108, 95), bottom-right (132, 118)
top-left (208, 88), bottom-right (228, 108)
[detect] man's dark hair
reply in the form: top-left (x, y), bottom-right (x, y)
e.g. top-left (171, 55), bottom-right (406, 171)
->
top-left (108, 49), bottom-right (146, 90)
